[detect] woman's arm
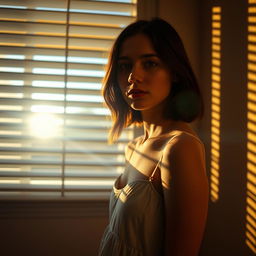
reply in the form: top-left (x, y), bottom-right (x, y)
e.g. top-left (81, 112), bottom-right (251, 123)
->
top-left (161, 134), bottom-right (209, 256)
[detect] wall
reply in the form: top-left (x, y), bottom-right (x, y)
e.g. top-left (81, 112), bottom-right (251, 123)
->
top-left (0, 200), bottom-right (109, 256)
top-left (158, 0), bottom-right (255, 255)
top-left (1, 1), bottom-right (255, 256)
top-left (198, 0), bottom-right (253, 255)
top-left (157, 0), bottom-right (201, 80)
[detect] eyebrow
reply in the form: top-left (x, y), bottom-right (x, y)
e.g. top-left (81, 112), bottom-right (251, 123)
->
top-left (118, 54), bottom-right (159, 60)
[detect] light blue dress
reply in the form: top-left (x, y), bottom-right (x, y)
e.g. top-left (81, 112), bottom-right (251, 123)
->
top-left (98, 158), bottom-right (165, 256)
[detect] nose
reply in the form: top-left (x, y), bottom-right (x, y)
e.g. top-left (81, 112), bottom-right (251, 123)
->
top-left (128, 73), bottom-right (134, 84)
top-left (127, 64), bottom-right (143, 84)
top-left (127, 71), bottom-right (143, 84)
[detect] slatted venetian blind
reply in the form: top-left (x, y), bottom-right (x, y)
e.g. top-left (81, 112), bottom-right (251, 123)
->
top-left (0, 0), bottom-right (137, 199)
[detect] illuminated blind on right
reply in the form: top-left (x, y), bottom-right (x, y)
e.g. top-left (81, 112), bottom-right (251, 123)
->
top-left (246, 0), bottom-right (256, 253)
top-left (210, 6), bottom-right (221, 202)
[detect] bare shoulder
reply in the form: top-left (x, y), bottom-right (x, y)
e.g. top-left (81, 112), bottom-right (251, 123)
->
top-left (161, 131), bottom-right (207, 188)
top-left (166, 130), bottom-right (204, 148)
top-left (163, 131), bottom-right (205, 159)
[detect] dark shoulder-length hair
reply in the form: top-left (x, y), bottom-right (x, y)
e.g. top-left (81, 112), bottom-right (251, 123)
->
top-left (102, 18), bottom-right (204, 143)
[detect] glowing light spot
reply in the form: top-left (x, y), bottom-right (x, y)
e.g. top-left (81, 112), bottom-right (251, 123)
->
top-left (28, 113), bottom-right (63, 139)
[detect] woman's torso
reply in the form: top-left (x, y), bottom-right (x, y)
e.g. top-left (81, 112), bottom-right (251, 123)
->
top-left (99, 127), bottom-right (204, 256)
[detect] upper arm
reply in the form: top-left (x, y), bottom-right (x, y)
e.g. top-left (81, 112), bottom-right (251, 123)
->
top-left (161, 134), bottom-right (209, 256)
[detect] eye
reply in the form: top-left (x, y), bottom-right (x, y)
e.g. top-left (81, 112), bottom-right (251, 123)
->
top-left (117, 62), bottom-right (132, 73)
top-left (143, 60), bottom-right (158, 69)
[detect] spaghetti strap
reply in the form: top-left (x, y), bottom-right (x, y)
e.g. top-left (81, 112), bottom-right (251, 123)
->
top-left (149, 152), bottom-right (164, 181)
top-left (148, 134), bottom-right (179, 181)
top-left (148, 133), bottom-right (183, 181)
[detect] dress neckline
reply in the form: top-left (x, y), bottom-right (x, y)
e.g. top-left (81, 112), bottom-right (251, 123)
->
top-left (114, 148), bottom-right (164, 191)
top-left (113, 177), bottom-right (163, 199)
top-left (113, 175), bottom-right (151, 192)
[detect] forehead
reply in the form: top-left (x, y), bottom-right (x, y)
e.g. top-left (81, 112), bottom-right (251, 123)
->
top-left (119, 34), bottom-right (156, 58)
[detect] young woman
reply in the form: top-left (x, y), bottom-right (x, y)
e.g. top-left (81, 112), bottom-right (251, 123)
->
top-left (99, 18), bottom-right (209, 256)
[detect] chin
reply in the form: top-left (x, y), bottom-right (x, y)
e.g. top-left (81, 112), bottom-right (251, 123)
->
top-left (130, 102), bottom-right (148, 110)
top-left (130, 103), bottom-right (158, 112)
top-left (130, 99), bottom-right (165, 111)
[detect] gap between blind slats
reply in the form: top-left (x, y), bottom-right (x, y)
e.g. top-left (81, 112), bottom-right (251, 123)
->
top-left (0, 147), bottom-right (123, 154)
top-left (0, 135), bottom-right (129, 143)
top-left (0, 172), bottom-right (122, 179)
top-left (0, 111), bottom-right (108, 120)
top-left (0, 85), bottom-right (102, 96)
top-left (0, 187), bottom-right (113, 193)
top-left (0, 123), bottom-right (112, 131)
top-left (0, 159), bottom-right (124, 166)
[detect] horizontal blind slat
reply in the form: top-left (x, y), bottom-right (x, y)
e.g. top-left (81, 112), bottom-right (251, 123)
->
top-left (0, 147), bottom-right (123, 154)
top-left (0, 111), bottom-right (109, 120)
top-left (0, 0), bottom-right (67, 9)
top-left (0, 46), bottom-right (108, 58)
top-left (0, 85), bottom-right (102, 96)
top-left (0, 171), bottom-right (121, 179)
top-left (0, 134), bottom-right (129, 142)
top-left (0, 59), bottom-right (105, 72)
top-left (0, 123), bottom-right (112, 131)
top-left (0, 159), bottom-right (124, 166)
top-left (0, 98), bottom-right (104, 108)
top-left (0, 72), bottom-right (103, 82)
top-left (70, 0), bottom-right (136, 15)
top-left (0, 187), bottom-right (112, 193)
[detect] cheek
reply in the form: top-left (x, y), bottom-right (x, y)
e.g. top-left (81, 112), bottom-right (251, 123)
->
top-left (151, 71), bottom-right (172, 92)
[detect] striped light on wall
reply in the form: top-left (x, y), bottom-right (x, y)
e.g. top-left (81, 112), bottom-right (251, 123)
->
top-left (246, 0), bottom-right (256, 253)
top-left (210, 6), bottom-right (222, 202)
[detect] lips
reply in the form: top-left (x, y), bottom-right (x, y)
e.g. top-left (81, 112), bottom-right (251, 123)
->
top-left (127, 88), bottom-right (148, 98)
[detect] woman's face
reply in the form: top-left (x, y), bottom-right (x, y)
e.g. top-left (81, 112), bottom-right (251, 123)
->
top-left (117, 33), bottom-right (172, 113)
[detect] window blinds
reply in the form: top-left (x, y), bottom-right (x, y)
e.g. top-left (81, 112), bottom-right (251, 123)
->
top-left (0, 0), bottom-right (137, 200)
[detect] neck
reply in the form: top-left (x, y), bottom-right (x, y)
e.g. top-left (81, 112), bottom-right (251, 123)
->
top-left (142, 110), bottom-right (189, 140)
top-left (143, 119), bottom-right (178, 139)
top-left (140, 102), bottom-right (192, 141)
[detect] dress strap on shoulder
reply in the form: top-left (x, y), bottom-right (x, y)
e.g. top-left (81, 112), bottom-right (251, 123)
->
top-left (148, 134), bottom-right (180, 181)
top-left (149, 152), bottom-right (164, 181)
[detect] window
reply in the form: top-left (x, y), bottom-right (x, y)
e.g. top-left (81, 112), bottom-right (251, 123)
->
top-left (0, 0), bottom-right (137, 200)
